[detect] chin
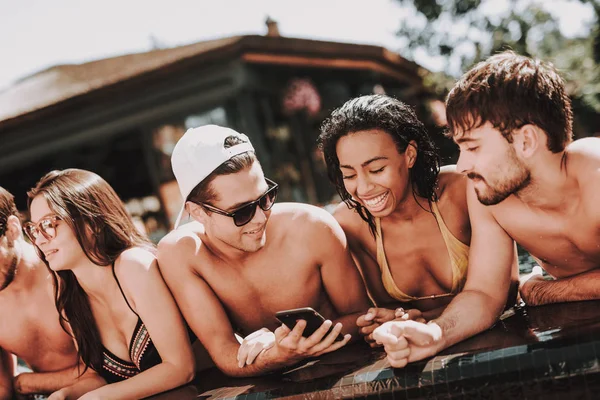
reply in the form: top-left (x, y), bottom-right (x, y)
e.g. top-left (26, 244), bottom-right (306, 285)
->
top-left (362, 201), bottom-right (394, 218)
top-left (475, 188), bottom-right (510, 206)
top-left (47, 262), bottom-right (65, 272)
top-left (368, 207), bottom-right (393, 218)
top-left (242, 237), bottom-right (267, 253)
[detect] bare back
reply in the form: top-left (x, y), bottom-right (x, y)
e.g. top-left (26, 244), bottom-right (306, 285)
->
top-left (0, 264), bottom-right (76, 372)
top-left (488, 138), bottom-right (600, 277)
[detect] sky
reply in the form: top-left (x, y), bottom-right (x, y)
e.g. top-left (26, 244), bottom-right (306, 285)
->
top-left (0, 0), bottom-right (595, 91)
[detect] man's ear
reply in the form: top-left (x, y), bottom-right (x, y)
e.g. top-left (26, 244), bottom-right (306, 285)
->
top-left (515, 124), bottom-right (541, 158)
top-left (187, 202), bottom-right (208, 224)
top-left (5, 215), bottom-right (23, 242)
top-left (405, 140), bottom-right (418, 168)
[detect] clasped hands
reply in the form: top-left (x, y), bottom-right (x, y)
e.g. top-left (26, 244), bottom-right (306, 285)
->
top-left (358, 307), bottom-right (442, 368)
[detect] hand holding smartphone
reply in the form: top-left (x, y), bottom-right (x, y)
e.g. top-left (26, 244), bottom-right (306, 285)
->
top-left (275, 307), bottom-right (344, 342)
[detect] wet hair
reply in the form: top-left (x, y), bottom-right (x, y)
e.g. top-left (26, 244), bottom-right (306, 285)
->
top-left (27, 169), bottom-right (154, 375)
top-left (445, 51), bottom-right (573, 153)
top-left (318, 94), bottom-right (440, 235)
top-left (187, 135), bottom-right (257, 206)
top-left (0, 187), bottom-right (18, 237)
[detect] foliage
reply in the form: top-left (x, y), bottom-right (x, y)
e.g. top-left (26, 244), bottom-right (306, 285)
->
top-left (396, 0), bottom-right (600, 127)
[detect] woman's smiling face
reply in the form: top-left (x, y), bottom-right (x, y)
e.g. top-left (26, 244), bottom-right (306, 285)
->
top-left (336, 129), bottom-right (416, 217)
top-left (28, 195), bottom-right (88, 272)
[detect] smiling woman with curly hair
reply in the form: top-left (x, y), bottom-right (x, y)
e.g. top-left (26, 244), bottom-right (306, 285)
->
top-left (318, 94), bottom-right (472, 346)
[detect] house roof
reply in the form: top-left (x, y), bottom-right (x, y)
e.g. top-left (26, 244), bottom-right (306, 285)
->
top-left (0, 35), bottom-right (424, 126)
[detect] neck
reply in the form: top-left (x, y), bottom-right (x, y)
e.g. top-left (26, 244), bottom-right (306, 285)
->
top-left (70, 257), bottom-right (115, 300)
top-left (202, 232), bottom-right (258, 267)
top-left (515, 151), bottom-right (574, 210)
top-left (386, 188), bottom-right (431, 223)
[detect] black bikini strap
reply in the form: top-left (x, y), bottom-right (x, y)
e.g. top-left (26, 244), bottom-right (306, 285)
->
top-left (111, 262), bottom-right (140, 318)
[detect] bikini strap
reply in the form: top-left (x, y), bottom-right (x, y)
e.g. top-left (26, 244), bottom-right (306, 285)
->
top-left (111, 262), bottom-right (140, 318)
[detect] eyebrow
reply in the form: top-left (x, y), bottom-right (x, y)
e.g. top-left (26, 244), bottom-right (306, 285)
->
top-left (340, 156), bottom-right (389, 169)
top-left (226, 185), bottom-right (270, 211)
top-left (455, 136), bottom-right (477, 145)
top-left (30, 213), bottom-right (56, 224)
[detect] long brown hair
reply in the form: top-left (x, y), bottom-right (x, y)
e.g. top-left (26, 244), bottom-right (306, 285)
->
top-left (27, 169), bottom-right (154, 374)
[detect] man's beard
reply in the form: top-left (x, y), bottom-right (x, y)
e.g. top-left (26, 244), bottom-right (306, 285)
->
top-left (0, 254), bottom-right (18, 291)
top-left (470, 167), bottom-right (531, 206)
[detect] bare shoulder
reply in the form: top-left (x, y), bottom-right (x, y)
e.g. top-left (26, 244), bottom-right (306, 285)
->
top-left (437, 165), bottom-right (468, 208)
top-left (158, 221), bottom-right (205, 252)
top-left (157, 222), bottom-right (207, 270)
top-left (566, 137), bottom-right (600, 180)
top-left (271, 203), bottom-right (335, 226)
top-left (114, 247), bottom-right (158, 282)
top-left (270, 202), bottom-right (346, 241)
top-left (566, 138), bottom-right (600, 215)
top-left (332, 201), bottom-right (368, 239)
top-left (566, 137), bottom-right (600, 157)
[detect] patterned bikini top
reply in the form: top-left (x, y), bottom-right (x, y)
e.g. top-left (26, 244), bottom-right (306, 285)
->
top-left (99, 264), bottom-right (162, 383)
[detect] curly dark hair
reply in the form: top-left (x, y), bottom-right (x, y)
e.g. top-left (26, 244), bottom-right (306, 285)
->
top-left (318, 94), bottom-right (440, 235)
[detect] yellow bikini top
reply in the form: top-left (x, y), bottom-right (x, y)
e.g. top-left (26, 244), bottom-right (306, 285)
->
top-left (375, 201), bottom-right (469, 302)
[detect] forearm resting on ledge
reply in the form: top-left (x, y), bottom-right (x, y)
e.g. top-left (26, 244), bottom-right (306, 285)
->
top-left (14, 364), bottom-right (91, 395)
top-left (521, 268), bottom-right (600, 306)
top-left (432, 289), bottom-right (506, 351)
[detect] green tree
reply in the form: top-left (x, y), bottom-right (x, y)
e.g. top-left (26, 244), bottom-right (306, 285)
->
top-left (396, 0), bottom-right (600, 137)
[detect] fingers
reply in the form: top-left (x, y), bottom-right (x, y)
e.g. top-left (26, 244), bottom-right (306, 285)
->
top-left (401, 321), bottom-right (441, 346)
top-left (382, 335), bottom-right (410, 368)
top-left (359, 307), bottom-right (399, 327)
top-left (314, 333), bottom-right (352, 356)
top-left (398, 309), bottom-right (424, 322)
top-left (308, 322), bottom-right (344, 354)
top-left (274, 323), bottom-right (291, 343)
top-left (387, 350), bottom-right (410, 368)
top-left (394, 307), bottom-right (405, 318)
top-left (238, 327), bottom-right (271, 367)
top-left (244, 327), bottom-right (270, 342)
top-left (365, 332), bottom-right (378, 344)
top-left (275, 319), bottom-right (306, 347)
top-left (246, 341), bottom-right (265, 365)
top-left (301, 319), bottom-right (335, 349)
top-left (357, 307), bottom-right (378, 327)
top-left (359, 323), bottom-right (378, 337)
top-left (237, 340), bottom-right (250, 368)
top-left (373, 322), bottom-right (400, 345)
top-left (372, 308), bottom-right (397, 323)
top-left (364, 307), bottom-right (377, 321)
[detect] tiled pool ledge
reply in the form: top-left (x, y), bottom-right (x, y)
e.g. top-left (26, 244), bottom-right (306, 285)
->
top-left (151, 300), bottom-right (600, 399)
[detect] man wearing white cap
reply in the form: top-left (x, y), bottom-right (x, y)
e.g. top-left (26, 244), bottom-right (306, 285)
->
top-left (157, 125), bottom-right (370, 377)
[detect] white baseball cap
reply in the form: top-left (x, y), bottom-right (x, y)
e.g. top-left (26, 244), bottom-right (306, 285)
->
top-left (171, 125), bottom-right (255, 228)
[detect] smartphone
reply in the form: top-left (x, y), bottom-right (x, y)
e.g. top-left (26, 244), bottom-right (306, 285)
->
top-left (275, 307), bottom-right (344, 341)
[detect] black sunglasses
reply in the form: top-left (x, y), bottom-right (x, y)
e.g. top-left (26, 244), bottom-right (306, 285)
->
top-left (197, 178), bottom-right (279, 227)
